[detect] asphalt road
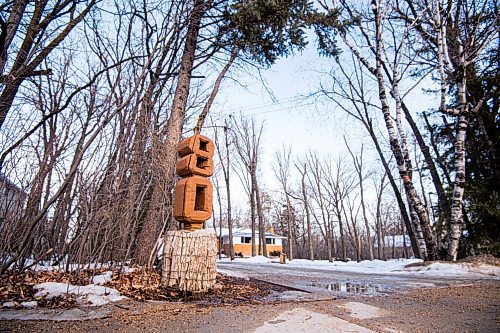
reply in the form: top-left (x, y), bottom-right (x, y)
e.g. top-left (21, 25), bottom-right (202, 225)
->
top-left (2, 261), bottom-right (499, 332)
top-left (217, 260), bottom-right (494, 297)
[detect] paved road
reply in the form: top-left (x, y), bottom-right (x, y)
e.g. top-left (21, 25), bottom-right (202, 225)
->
top-left (2, 262), bottom-right (498, 332)
top-left (217, 260), bottom-right (493, 298)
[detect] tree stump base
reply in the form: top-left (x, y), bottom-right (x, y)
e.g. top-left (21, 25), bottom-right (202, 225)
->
top-left (162, 229), bottom-right (216, 292)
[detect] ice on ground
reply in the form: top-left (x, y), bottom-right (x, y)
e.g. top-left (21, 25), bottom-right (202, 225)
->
top-left (340, 302), bottom-right (386, 319)
top-left (34, 282), bottom-right (126, 306)
top-left (254, 307), bottom-right (376, 333)
top-left (217, 268), bottom-right (249, 279)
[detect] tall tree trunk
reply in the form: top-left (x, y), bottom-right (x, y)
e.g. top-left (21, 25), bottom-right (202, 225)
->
top-left (224, 124), bottom-right (235, 261)
top-left (346, 143), bottom-right (374, 260)
top-left (251, 184), bottom-right (256, 257)
top-left (336, 205), bottom-right (347, 261)
top-left (367, 120), bottom-right (421, 258)
top-left (134, 0), bottom-right (206, 266)
top-left (372, 0), bottom-right (436, 260)
top-left (214, 177), bottom-right (224, 260)
top-left (285, 194), bottom-right (294, 260)
top-left (298, 164), bottom-right (314, 260)
top-left (375, 176), bottom-right (385, 259)
top-left (447, 70), bottom-right (468, 260)
top-left (254, 174), bottom-right (267, 257)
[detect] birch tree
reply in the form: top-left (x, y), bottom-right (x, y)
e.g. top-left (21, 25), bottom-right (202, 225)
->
top-left (394, 0), bottom-right (498, 259)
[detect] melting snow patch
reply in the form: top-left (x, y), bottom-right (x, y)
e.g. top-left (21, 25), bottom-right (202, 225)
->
top-left (20, 301), bottom-right (38, 309)
top-left (91, 271), bottom-right (113, 285)
top-left (404, 262), bottom-right (500, 277)
top-left (340, 302), bottom-right (386, 319)
top-left (2, 302), bottom-right (17, 308)
top-left (235, 255), bottom-right (272, 264)
top-left (254, 307), bottom-right (376, 333)
top-left (217, 268), bottom-right (249, 280)
top-left (34, 282), bottom-right (126, 306)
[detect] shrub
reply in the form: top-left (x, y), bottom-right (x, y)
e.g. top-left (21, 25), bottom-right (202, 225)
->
top-left (269, 250), bottom-right (281, 257)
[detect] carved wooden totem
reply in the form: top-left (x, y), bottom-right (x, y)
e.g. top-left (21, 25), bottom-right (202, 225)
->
top-left (173, 134), bottom-right (214, 231)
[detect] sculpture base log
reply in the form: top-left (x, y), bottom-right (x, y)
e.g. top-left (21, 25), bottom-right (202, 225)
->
top-left (162, 229), bottom-right (216, 292)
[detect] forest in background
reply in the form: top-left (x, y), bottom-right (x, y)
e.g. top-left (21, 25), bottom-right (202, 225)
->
top-left (0, 0), bottom-right (498, 273)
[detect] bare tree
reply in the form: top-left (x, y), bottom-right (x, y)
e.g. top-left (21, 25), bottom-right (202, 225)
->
top-left (306, 152), bottom-right (333, 262)
top-left (273, 147), bottom-right (294, 260)
top-left (323, 157), bottom-right (356, 261)
top-left (214, 120), bottom-right (234, 260)
top-left (394, 0), bottom-right (498, 260)
top-left (294, 159), bottom-right (314, 261)
top-left (0, 0), bottom-right (97, 129)
top-left (232, 115), bottom-right (266, 256)
top-left (345, 141), bottom-right (374, 260)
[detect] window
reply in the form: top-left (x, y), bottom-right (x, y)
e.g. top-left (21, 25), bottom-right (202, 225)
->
top-left (196, 156), bottom-right (209, 169)
top-left (266, 238), bottom-right (275, 245)
top-left (241, 237), bottom-right (252, 244)
top-left (199, 139), bottom-right (208, 152)
top-left (194, 185), bottom-right (206, 211)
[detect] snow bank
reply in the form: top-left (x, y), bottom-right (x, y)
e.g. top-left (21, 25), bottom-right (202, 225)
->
top-left (236, 255), bottom-right (272, 264)
top-left (34, 282), bottom-right (126, 306)
top-left (285, 258), bottom-right (423, 275)
top-left (405, 262), bottom-right (500, 277)
top-left (286, 258), bottom-right (500, 278)
top-left (220, 257), bottom-right (500, 279)
top-left (218, 255), bottom-right (272, 264)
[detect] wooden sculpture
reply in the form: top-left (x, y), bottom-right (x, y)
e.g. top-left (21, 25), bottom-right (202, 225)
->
top-left (163, 134), bottom-right (216, 293)
top-left (173, 134), bottom-right (214, 230)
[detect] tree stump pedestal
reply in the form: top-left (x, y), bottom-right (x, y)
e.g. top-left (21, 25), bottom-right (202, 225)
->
top-left (162, 229), bottom-right (217, 292)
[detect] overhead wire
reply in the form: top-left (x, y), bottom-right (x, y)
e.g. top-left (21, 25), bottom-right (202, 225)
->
top-left (217, 94), bottom-right (311, 118)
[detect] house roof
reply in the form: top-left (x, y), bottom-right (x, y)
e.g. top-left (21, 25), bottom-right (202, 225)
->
top-left (216, 227), bottom-right (286, 239)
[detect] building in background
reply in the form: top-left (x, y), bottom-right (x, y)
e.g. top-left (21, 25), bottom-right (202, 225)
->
top-left (0, 175), bottom-right (27, 223)
top-left (217, 227), bottom-right (284, 257)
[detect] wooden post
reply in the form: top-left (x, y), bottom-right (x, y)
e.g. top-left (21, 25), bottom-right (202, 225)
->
top-left (162, 229), bottom-right (216, 292)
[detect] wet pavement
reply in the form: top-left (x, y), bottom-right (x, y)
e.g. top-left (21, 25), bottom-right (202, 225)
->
top-left (217, 261), bottom-right (493, 299)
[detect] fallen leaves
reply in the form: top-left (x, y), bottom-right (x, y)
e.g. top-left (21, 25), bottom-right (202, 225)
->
top-left (1, 269), bottom-right (291, 310)
top-left (0, 269), bottom-right (107, 308)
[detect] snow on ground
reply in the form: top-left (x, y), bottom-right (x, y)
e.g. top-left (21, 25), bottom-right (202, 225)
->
top-left (404, 261), bottom-right (500, 277)
top-left (234, 255), bottom-right (273, 264)
top-left (217, 268), bottom-right (250, 279)
top-left (90, 271), bottom-right (113, 285)
top-left (217, 257), bottom-right (500, 278)
top-left (34, 282), bottom-right (126, 307)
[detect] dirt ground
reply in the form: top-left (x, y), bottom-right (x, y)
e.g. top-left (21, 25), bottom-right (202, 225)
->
top-left (1, 281), bottom-right (499, 333)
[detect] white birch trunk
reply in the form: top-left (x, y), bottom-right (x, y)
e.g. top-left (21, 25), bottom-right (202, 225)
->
top-left (447, 64), bottom-right (468, 260)
top-left (372, 0), bottom-right (437, 260)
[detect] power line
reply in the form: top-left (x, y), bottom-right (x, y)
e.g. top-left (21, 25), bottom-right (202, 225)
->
top-left (218, 95), bottom-right (311, 118)
top-left (231, 95), bottom-right (304, 113)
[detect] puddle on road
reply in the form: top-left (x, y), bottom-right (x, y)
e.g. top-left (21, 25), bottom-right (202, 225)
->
top-left (308, 282), bottom-right (387, 294)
